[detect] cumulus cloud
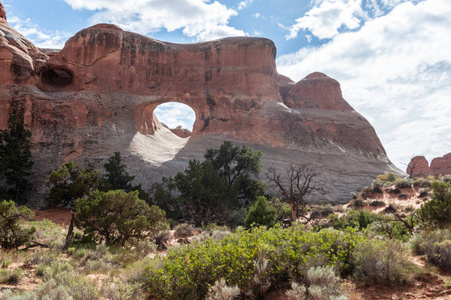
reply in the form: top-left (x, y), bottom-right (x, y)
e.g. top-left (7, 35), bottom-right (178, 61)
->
top-left (277, 0), bottom-right (451, 168)
top-left (8, 16), bottom-right (71, 49)
top-left (64, 0), bottom-right (245, 41)
top-left (286, 0), bottom-right (365, 40)
top-left (154, 102), bottom-right (196, 130)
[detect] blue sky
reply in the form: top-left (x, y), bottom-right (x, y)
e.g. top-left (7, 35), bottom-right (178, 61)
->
top-left (3, 0), bottom-right (451, 169)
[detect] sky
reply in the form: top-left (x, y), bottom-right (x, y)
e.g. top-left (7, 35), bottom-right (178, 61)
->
top-left (3, 0), bottom-right (450, 170)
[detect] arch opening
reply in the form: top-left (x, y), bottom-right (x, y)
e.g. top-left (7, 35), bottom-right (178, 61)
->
top-left (153, 102), bottom-right (196, 138)
top-left (130, 101), bottom-right (198, 166)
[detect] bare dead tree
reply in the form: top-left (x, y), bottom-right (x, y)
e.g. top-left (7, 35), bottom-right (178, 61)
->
top-left (266, 164), bottom-right (326, 222)
top-left (404, 155), bottom-right (424, 178)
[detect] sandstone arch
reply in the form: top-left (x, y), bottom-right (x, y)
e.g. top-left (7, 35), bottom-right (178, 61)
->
top-left (0, 5), bottom-right (404, 207)
top-left (135, 98), bottom-right (204, 136)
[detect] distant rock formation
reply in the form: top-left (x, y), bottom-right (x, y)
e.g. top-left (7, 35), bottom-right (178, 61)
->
top-left (0, 3), bottom-right (402, 207)
top-left (170, 126), bottom-right (192, 139)
top-left (407, 153), bottom-right (451, 177)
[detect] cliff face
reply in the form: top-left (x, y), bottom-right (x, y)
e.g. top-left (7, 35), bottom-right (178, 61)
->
top-left (0, 8), bottom-right (402, 207)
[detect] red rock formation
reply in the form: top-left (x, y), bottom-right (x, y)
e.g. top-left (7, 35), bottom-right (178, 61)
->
top-left (407, 153), bottom-right (451, 177)
top-left (0, 4), bottom-right (401, 207)
top-left (284, 72), bottom-right (353, 111)
top-left (170, 126), bottom-right (192, 139)
top-left (0, 2), bottom-right (6, 22)
top-left (406, 156), bottom-right (434, 178)
top-left (431, 153), bottom-right (451, 176)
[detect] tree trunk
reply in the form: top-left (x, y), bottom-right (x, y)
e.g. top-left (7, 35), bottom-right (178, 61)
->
top-left (64, 210), bottom-right (75, 250)
top-left (290, 203), bottom-right (297, 222)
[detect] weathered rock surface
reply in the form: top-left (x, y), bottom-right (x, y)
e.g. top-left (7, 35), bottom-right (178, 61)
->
top-left (408, 153), bottom-right (451, 177)
top-left (170, 126), bottom-right (192, 139)
top-left (406, 156), bottom-right (434, 177)
top-left (0, 5), bottom-right (402, 207)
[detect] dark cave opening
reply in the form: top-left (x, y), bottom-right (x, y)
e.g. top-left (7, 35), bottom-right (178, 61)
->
top-left (41, 68), bottom-right (73, 86)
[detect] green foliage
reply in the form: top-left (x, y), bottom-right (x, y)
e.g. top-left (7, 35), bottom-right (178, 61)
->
top-left (245, 196), bottom-right (276, 228)
top-left (0, 268), bottom-right (22, 284)
top-left (353, 238), bottom-right (410, 286)
top-left (43, 261), bottom-right (100, 300)
top-left (30, 219), bottom-right (65, 249)
top-left (372, 215), bottom-right (413, 242)
top-left (411, 229), bottom-right (451, 270)
top-left (174, 223), bottom-right (194, 238)
top-left (330, 209), bottom-right (379, 230)
top-left (3, 279), bottom-right (73, 300)
top-left (146, 226), bottom-right (362, 299)
top-left (102, 151), bottom-right (149, 200)
top-left (101, 275), bottom-right (143, 300)
top-left (0, 200), bottom-right (35, 249)
top-left (394, 178), bottom-right (413, 189)
top-left (376, 173), bottom-right (397, 183)
top-left (417, 181), bottom-right (451, 228)
top-left (204, 141), bottom-right (264, 205)
top-left (268, 198), bottom-right (291, 221)
top-left (46, 161), bottom-right (102, 208)
top-left (75, 190), bottom-right (167, 245)
top-left (0, 113), bottom-right (34, 204)
top-left (153, 141), bottom-right (265, 227)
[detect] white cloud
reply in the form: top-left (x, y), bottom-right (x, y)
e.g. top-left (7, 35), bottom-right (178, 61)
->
top-left (238, 0), bottom-right (253, 10)
top-left (8, 16), bottom-right (71, 49)
top-left (154, 102), bottom-right (196, 130)
top-left (286, 0), bottom-right (365, 40)
top-left (253, 13), bottom-right (261, 19)
top-left (64, 0), bottom-right (245, 41)
top-left (277, 0), bottom-right (451, 169)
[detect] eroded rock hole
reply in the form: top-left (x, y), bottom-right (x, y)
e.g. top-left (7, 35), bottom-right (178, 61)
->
top-left (154, 102), bottom-right (195, 138)
top-left (41, 68), bottom-right (73, 86)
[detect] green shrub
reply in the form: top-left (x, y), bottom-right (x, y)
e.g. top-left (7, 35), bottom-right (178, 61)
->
top-left (413, 178), bottom-right (432, 188)
top-left (0, 268), bottom-right (22, 284)
top-left (146, 226), bottom-right (362, 299)
top-left (394, 178), bottom-right (413, 189)
top-left (76, 190), bottom-right (168, 245)
top-left (3, 279), bottom-right (72, 300)
top-left (372, 215), bottom-right (413, 242)
top-left (206, 278), bottom-right (240, 300)
top-left (353, 238), bottom-right (410, 286)
top-left (268, 198), bottom-right (292, 221)
top-left (331, 210), bottom-right (379, 231)
top-left (411, 229), bottom-right (451, 270)
top-left (417, 182), bottom-right (451, 228)
top-left (245, 196), bottom-right (276, 228)
top-left (29, 219), bottom-right (66, 249)
top-left (101, 275), bottom-right (143, 300)
top-left (36, 265), bottom-right (45, 277)
top-left (376, 173), bottom-right (397, 183)
top-left (174, 223), bottom-right (194, 238)
top-left (0, 200), bottom-right (36, 249)
top-left (43, 261), bottom-right (100, 300)
top-left (2, 259), bottom-right (11, 268)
